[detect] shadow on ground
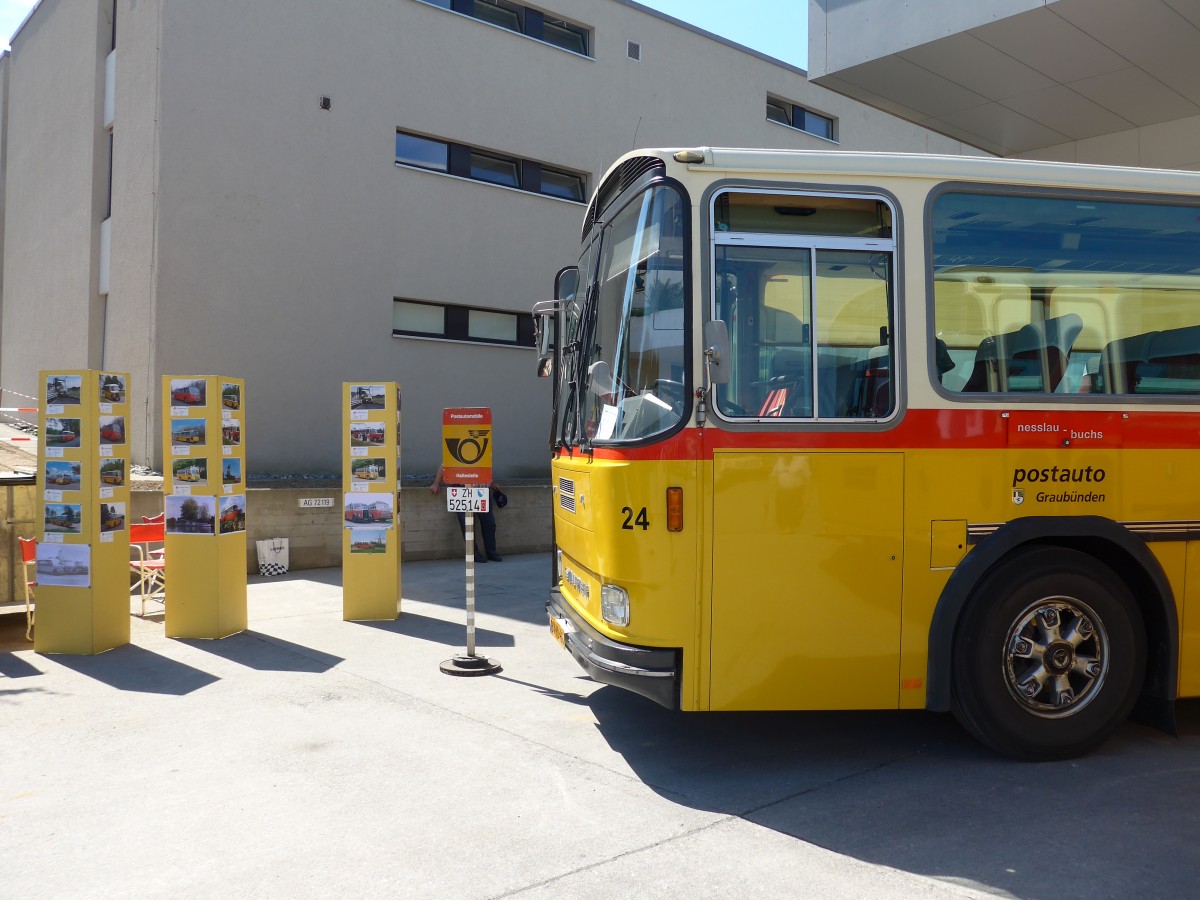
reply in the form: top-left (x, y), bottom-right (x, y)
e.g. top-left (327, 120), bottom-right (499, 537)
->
top-left (353, 612), bottom-right (514, 648)
top-left (180, 630), bottom-right (344, 672)
top-left (51, 644), bottom-right (219, 695)
top-left (588, 687), bottom-right (1200, 898)
top-left (397, 554), bottom-right (551, 626)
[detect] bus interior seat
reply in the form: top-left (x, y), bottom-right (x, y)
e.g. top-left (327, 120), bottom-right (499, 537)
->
top-left (935, 339), bottom-right (955, 383)
top-left (848, 344), bottom-right (893, 417)
top-left (961, 314), bottom-right (1083, 392)
top-left (1097, 331), bottom-right (1156, 393)
top-left (758, 347), bottom-right (811, 416)
top-left (1140, 325), bottom-right (1200, 393)
top-left (1101, 325), bottom-right (1200, 394)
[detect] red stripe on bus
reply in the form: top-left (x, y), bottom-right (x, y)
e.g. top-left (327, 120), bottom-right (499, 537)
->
top-left (567, 408), bottom-right (1200, 461)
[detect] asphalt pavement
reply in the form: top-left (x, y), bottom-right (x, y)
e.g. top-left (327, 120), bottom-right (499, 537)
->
top-left (2, 554), bottom-right (1197, 899)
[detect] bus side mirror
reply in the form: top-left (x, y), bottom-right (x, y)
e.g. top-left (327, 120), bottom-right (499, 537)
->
top-left (533, 266), bottom-right (579, 378)
top-left (704, 320), bottom-right (731, 385)
top-left (533, 312), bottom-right (554, 378)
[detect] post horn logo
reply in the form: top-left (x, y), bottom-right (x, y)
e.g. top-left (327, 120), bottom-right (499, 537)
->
top-left (445, 430), bottom-right (489, 465)
top-left (1012, 488), bottom-right (1025, 505)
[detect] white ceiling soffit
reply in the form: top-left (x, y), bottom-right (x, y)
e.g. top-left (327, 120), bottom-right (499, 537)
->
top-left (813, 0), bottom-right (1200, 156)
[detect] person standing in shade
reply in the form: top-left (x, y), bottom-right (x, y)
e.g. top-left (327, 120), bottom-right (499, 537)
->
top-left (431, 464), bottom-right (503, 562)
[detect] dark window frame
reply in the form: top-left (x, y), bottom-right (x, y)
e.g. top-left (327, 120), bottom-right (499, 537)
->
top-left (767, 95), bottom-right (837, 142)
top-left (427, 0), bottom-right (591, 57)
top-left (393, 298), bottom-right (536, 349)
top-left (395, 129), bottom-right (586, 203)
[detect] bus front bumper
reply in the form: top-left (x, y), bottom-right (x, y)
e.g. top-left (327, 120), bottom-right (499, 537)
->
top-left (547, 589), bottom-right (680, 710)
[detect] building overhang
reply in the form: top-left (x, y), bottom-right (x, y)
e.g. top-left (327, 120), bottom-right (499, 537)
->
top-left (811, 0), bottom-right (1200, 157)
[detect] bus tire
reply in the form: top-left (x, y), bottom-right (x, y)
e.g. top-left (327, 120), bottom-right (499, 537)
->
top-left (950, 546), bottom-right (1144, 761)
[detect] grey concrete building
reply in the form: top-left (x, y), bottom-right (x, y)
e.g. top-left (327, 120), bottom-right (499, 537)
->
top-left (810, 0), bottom-right (1200, 168)
top-left (0, 0), bottom-right (975, 479)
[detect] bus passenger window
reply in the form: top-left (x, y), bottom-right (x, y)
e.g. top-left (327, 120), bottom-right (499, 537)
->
top-left (712, 245), bottom-right (894, 420)
top-left (932, 189), bottom-right (1200, 398)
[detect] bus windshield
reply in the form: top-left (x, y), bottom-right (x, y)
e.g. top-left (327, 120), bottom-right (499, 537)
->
top-left (559, 183), bottom-right (688, 448)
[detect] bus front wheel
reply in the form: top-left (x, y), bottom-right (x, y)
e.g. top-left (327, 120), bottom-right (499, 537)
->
top-left (951, 547), bottom-right (1145, 761)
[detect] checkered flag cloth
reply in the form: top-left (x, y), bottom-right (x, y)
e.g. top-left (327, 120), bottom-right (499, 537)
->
top-left (256, 538), bottom-right (289, 577)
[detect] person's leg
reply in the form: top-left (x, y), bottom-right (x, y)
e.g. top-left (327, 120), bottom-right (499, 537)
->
top-left (479, 510), bottom-right (499, 560)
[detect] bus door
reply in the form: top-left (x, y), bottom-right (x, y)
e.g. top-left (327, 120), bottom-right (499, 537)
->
top-left (706, 232), bottom-right (904, 711)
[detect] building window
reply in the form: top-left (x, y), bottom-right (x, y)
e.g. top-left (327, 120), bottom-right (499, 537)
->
top-left (395, 129), bottom-right (586, 202)
top-left (469, 150), bottom-right (520, 188)
top-left (421, 0), bottom-right (590, 56)
top-left (395, 132), bottom-right (449, 171)
top-left (394, 299), bottom-right (535, 348)
top-left (767, 96), bottom-right (837, 142)
top-left (539, 166), bottom-right (586, 202)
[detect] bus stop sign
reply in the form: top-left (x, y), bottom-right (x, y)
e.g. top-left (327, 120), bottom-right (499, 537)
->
top-left (442, 407), bottom-right (492, 485)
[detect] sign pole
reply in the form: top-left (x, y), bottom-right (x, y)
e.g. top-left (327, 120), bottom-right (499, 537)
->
top-left (439, 408), bottom-right (501, 677)
top-left (465, 511), bottom-right (476, 658)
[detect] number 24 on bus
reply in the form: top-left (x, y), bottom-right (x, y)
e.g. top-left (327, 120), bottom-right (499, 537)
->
top-left (533, 145), bottom-right (1200, 760)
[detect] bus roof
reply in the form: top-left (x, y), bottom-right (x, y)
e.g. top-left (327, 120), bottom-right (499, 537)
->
top-left (616, 147), bottom-right (1200, 197)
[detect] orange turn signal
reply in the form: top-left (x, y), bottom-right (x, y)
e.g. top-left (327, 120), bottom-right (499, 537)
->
top-left (666, 487), bottom-right (683, 532)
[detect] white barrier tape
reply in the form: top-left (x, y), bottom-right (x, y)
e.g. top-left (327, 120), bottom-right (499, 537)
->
top-left (1, 387), bottom-right (39, 403)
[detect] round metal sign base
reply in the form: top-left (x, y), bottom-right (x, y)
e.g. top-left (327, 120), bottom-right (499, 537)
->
top-left (439, 655), bottom-right (502, 677)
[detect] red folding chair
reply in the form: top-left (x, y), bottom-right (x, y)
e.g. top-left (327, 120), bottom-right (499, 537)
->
top-left (18, 537), bottom-right (35, 641)
top-left (129, 521), bottom-right (166, 616)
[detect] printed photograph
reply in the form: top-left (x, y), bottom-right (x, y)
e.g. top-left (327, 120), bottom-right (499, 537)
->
top-left (350, 384), bottom-right (387, 410)
top-left (349, 423), bottom-right (386, 447)
top-left (165, 494), bottom-right (216, 535)
top-left (170, 378), bottom-right (207, 407)
top-left (351, 458), bottom-right (387, 482)
top-left (222, 419), bottom-right (241, 447)
top-left (349, 528), bottom-right (387, 554)
top-left (171, 418), bottom-right (206, 447)
top-left (36, 543), bottom-right (90, 588)
top-left (221, 459), bottom-right (242, 485)
top-left (218, 495), bottom-right (246, 534)
top-left (221, 382), bottom-right (241, 410)
top-left (45, 374), bottom-right (81, 405)
top-left (343, 492), bottom-right (394, 527)
top-left (100, 458), bottom-right (126, 487)
top-left (172, 457), bottom-right (208, 487)
top-left (45, 418), bottom-right (81, 448)
top-left (99, 415), bottom-right (126, 446)
top-left (44, 460), bottom-right (81, 489)
top-left (100, 501), bottom-right (126, 533)
top-left (44, 503), bottom-right (83, 535)
top-left (99, 374), bottom-right (126, 404)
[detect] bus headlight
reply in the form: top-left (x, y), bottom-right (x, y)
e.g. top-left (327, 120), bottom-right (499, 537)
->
top-left (601, 584), bottom-right (630, 627)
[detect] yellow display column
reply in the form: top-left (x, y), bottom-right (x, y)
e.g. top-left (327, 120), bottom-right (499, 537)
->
top-left (342, 382), bottom-right (401, 620)
top-left (34, 370), bottom-right (132, 654)
top-left (162, 376), bottom-right (247, 639)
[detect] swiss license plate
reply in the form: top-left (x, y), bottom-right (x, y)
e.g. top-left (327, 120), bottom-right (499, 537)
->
top-left (549, 615), bottom-right (572, 649)
top-left (446, 486), bottom-right (489, 514)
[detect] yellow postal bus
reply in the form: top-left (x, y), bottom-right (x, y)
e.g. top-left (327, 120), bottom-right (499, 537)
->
top-left (534, 147), bottom-right (1200, 760)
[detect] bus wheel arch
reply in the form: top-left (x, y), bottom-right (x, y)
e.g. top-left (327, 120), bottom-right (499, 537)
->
top-left (926, 517), bottom-right (1177, 747)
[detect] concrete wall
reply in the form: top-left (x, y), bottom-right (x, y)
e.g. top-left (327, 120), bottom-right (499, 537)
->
top-left (128, 481), bottom-right (553, 572)
top-left (0, 0), bottom-right (111, 405)
top-left (0, 478), bottom-right (37, 612)
top-left (104, 0), bottom-right (163, 465)
top-left (1015, 114), bottom-right (1200, 170)
top-left (808, 0), bottom-right (1047, 78)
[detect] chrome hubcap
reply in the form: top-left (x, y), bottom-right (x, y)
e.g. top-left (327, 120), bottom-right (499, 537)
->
top-left (1004, 597), bottom-right (1108, 718)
